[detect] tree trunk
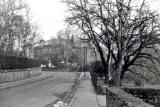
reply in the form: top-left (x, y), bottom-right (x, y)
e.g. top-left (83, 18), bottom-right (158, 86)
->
top-left (97, 46), bottom-right (108, 83)
top-left (113, 69), bottom-right (121, 87)
top-left (112, 55), bottom-right (123, 87)
top-left (120, 70), bottom-right (126, 80)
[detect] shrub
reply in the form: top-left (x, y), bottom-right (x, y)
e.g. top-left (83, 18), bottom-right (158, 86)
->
top-left (78, 64), bottom-right (89, 72)
top-left (90, 71), bottom-right (98, 89)
top-left (0, 55), bottom-right (41, 70)
top-left (90, 61), bottom-right (105, 76)
top-left (134, 79), bottom-right (142, 86)
top-left (90, 61), bottom-right (106, 94)
top-left (40, 59), bottom-right (49, 65)
top-left (50, 54), bottom-right (62, 66)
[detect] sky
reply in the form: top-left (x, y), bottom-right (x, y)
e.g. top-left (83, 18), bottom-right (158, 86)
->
top-left (26, 0), bottom-right (160, 41)
top-left (26, 0), bottom-right (67, 40)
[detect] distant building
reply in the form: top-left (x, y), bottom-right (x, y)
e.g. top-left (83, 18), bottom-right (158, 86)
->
top-left (34, 39), bottom-right (64, 62)
top-left (34, 36), bottom-right (96, 67)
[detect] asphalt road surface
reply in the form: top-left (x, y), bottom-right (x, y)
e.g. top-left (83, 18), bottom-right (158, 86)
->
top-left (0, 72), bottom-right (78, 107)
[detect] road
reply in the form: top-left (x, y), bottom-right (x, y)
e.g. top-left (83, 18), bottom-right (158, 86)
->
top-left (0, 72), bottom-right (78, 107)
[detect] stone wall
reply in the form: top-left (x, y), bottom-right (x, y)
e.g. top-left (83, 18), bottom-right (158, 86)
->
top-left (0, 67), bottom-right (42, 83)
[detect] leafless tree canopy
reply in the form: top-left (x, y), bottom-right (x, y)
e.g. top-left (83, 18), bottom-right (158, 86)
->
top-left (64, 0), bottom-right (160, 86)
top-left (0, 0), bottom-right (41, 57)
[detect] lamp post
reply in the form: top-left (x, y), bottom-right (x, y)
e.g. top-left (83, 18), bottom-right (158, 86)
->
top-left (81, 39), bottom-right (87, 72)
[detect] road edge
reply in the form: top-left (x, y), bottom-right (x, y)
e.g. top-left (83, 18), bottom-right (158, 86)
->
top-left (0, 73), bottom-right (54, 90)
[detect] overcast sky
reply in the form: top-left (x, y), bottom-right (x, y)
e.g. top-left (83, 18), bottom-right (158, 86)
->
top-left (26, 0), bottom-right (160, 41)
top-left (26, 0), bottom-right (67, 40)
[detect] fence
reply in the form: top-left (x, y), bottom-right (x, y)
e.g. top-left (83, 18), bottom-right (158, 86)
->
top-left (0, 67), bottom-right (42, 83)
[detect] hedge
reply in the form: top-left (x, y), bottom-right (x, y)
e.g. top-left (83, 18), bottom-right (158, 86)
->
top-left (106, 87), bottom-right (154, 107)
top-left (123, 87), bottom-right (160, 106)
top-left (90, 61), bottom-right (105, 75)
top-left (89, 61), bottom-right (106, 94)
top-left (0, 55), bottom-right (41, 70)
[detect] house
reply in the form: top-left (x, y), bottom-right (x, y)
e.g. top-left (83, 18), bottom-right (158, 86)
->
top-left (34, 36), bottom-right (96, 68)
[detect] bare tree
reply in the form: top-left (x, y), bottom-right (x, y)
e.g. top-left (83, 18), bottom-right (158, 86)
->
top-left (0, 0), bottom-right (41, 57)
top-left (64, 0), bottom-right (160, 86)
top-left (56, 27), bottom-right (75, 70)
top-left (0, 0), bottom-right (24, 55)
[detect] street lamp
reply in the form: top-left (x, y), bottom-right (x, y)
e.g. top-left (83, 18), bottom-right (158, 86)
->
top-left (81, 39), bottom-right (88, 72)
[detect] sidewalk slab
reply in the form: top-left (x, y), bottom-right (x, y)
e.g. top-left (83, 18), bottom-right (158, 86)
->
top-left (96, 95), bottom-right (106, 107)
top-left (68, 73), bottom-right (99, 107)
top-left (0, 72), bottom-right (54, 90)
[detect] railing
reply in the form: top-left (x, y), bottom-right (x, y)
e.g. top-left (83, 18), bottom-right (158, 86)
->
top-left (0, 67), bottom-right (42, 83)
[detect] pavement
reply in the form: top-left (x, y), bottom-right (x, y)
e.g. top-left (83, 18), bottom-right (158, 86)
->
top-left (67, 72), bottom-right (106, 107)
top-left (0, 71), bottom-right (54, 90)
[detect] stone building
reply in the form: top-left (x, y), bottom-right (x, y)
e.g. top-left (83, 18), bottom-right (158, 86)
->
top-left (34, 36), bottom-right (96, 68)
top-left (34, 38), bottom-right (65, 63)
